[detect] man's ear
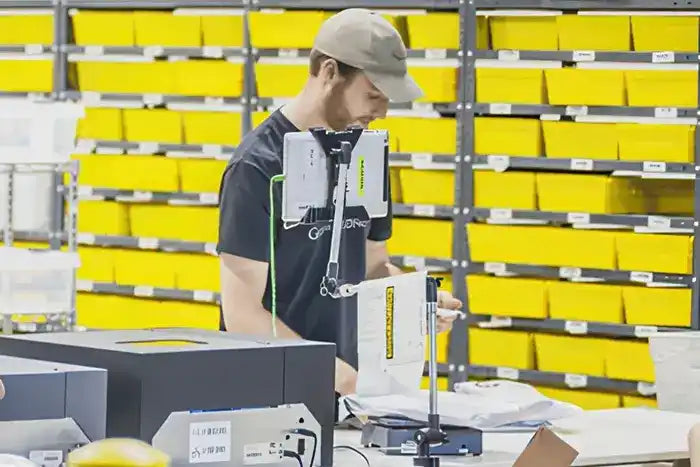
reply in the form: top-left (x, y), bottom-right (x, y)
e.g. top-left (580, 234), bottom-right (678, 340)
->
top-left (320, 58), bottom-right (341, 84)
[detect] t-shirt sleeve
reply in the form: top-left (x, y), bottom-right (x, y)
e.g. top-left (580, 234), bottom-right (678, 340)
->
top-left (216, 160), bottom-right (271, 262)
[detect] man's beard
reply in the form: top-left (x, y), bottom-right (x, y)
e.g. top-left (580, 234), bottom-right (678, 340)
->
top-left (321, 84), bottom-right (352, 131)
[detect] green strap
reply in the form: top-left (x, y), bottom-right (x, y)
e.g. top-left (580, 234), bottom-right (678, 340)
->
top-left (269, 174), bottom-right (285, 338)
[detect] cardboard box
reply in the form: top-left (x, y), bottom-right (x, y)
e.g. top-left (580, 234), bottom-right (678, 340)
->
top-left (513, 426), bottom-right (579, 467)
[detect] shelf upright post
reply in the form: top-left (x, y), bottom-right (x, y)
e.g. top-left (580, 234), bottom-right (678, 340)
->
top-left (241, 0), bottom-right (255, 137)
top-left (446, 0), bottom-right (477, 389)
top-left (693, 32), bottom-right (700, 330)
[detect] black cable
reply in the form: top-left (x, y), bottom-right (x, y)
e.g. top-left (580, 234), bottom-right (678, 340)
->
top-left (334, 445), bottom-right (370, 467)
top-left (283, 450), bottom-right (303, 467)
top-left (288, 428), bottom-right (317, 467)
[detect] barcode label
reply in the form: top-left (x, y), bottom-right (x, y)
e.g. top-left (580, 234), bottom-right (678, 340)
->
top-left (202, 46), bottom-right (224, 58)
top-left (478, 316), bottom-right (513, 328)
top-left (76, 280), bottom-right (94, 292)
top-left (143, 93), bottom-right (164, 105)
top-left (655, 107), bottom-right (678, 118)
top-left (425, 48), bottom-right (448, 60)
top-left (631, 271), bottom-right (653, 283)
top-left (83, 45), bottom-right (104, 56)
top-left (202, 144), bottom-right (224, 156)
top-left (637, 382), bottom-right (656, 396)
top-left (634, 325), bottom-right (658, 338)
top-left (489, 103), bottom-right (512, 115)
top-left (652, 51), bottom-right (675, 63)
top-left (560, 267), bottom-right (582, 279)
top-left (647, 216), bottom-right (671, 229)
top-left (76, 139), bottom-right (97, 153)
top-left (403, 256), bottom-right (426, 269)
top-left (131, 191), bottom-right (153, 201)
top-left (138, 142), bottom-right (159, 154)
top-left (490, 208), bottom-right (512, 220)
top-left (278, 48), bottom-right (299, 58)
top-left (412, 102), bottom-right (434, 112)
top-left (643, 161), bottom-right (666, 173)
top-left (565, 320), bottom-right (588, 335)
top-left (411, 153), bottom-right (434, 169)
top-left (487, 155), bottom-right (510, 172)
top-left (496, 367), bottom-right (519, 380)
top-left (570, 159), bottom-right (593, 171)
top-left (77, 186), bottom-right (94, 197)
top-left (143, 46), bottom-right (164, 57)
top-left (566, 106), bottom-right (588, 116)
top-left (81, 91), bottom-right (101, 105)
top-left (484, 262), bottom-right (507, 274)
top-left (77, 233), bottom-right (96, 244)
top-left (413, 204), bottom-right (436, 217)
top-left (572, 51), bottom-right (595, 62)
top-left (205, 243), bottom-right (218, 255)
top-left (194, 290), bottom-right (215, 302)
top-left (199, 193), bottom-right (219, 204)
top-left (134, 286), bottom-right (155, 297)
top-left (205, 97), bottom-right (225, 106)
top-left (497, 50), bottom-right (520, 61)
top-left (24, 44), bottom-right (44, 55)
top-left (565, 374), bottom-right (588, 388)
top-left (137, 237), bottom-right (159, 249)
top-left (567, 213), bottom-right (590, 224)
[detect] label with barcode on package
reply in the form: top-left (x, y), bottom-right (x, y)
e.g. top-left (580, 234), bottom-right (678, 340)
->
top-left (29, 450), bottom-right (63, 467)
top-left (570, 159), bottom-right (593, 171)
top-left (484, 262), bottom-right (507, 274)
top-left (425, 48), bottom-right (448, 60)
top-left (496, 367), bottom-right (519, 380)
top-left (565, 320), bottom-right (588, 335)
top-left (652, 51), bottom-right (675, 63)
top-left (572, 51), bottom-right (595, 62)
top-left (655, 107), bottom-right (678, 118)
top-left (565, 106), bottom-right (588, 116)
top-left (631, 271), bottom-right (653, 283)
top-left (643, 161), bottom-right (666, 173)
top-left (565, 374), bottom-right (588, 388)
top-left (559, 267), bottom-right (582, 279)
top-left (413, 204), bottom-right (436, 217)
top-left (138, 237), bottom-right (159, 249)
top-left (497, 50), bottom-right (520, 61)
top-left (637, 382), bottom-right (656, 396)
top-left (487, 155), bottom-right (510, 172)
top-left (489, 103), bottom-right (512, 115)
top-left (647, 216), bottom-right (671, 229)
top-left (634, 325), bottom-right (658, 338)
top-left (567, 212), bottom-right (590, 224)
top-left (489, 208), bottom-right (512, 220)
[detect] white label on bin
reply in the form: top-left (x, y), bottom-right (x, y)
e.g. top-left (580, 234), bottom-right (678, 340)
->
top-left (565, 320), bottom-right (588, 335)
top-left (190, 421), bottom-right (232, 464)
top-left (205, 242), bottom-right (218, 255)
top-left (131, 191), bottom-right (153, 201)
top-left (572, 50), bottom-right (595, 62)
top-left (565, 374), bottom-right (588, 388)
top-left (143, 45), bottom-right (164, 57)
top-left (403, 256), bottom-right (426, 270)
top-left (567, 212), bottom-right (590, 224)
top-left (643, 161), bottom-right (666, 173)
top-left (652, 51), bottom-right (675, 63)
top-left (278, 48), bottom-right (299, 58)
top-left (570, 158), bottom-right (593, 171)
top-left (425, 48), bottom-right (448, 60)
top-left (134, 286), bottom-right (154, 297)
top-left (77, 233), bottom-right (96, 245)
top-left (411, 153), bottom-right (434, 169)
top-left (29, 450), bottom-right (63, 467)
top-left (203, 144), bottom-right (224, 156)
top-left (138, 142), bottom-right (159, 154)
top-left (634, 325), bottom-right (658, 338)
top-left (76, 280), bottom-right (94, 292)
top-left (411, 102), bottom-right (434, 112)
top-left (242, 442), bottom-right (281, 465)
top-left (76, 139), bottom-right (96, 153)
top-left (24, 44), bottom-right (44, 55)
top-left (77, 186), bottom-right (94, 197)
top-left (205, 97), bottom-right (225, 106)
top-left (559, 267), bottom-right (582, 279)
top-left (655, 107), bottom-right (678, 118)
top-left (143, 93), bottom-right (164, 106)
top-left (83, 45), bottom-right (104, 56)
top-left (487, 155), bottom-right (510, 172)
top-left (647, 216), bottom-right (671, 229)
top-left (565, 105), bottom-right (588, 116)
top-left (203, 46), bottom-right (224, 58)
top-left (484, 262), bottom-right (507, 274)
top-left (199, 193), bottom-right (219, 204)
top-left (497, 50), bottom-right (520, 61)
top-left (637, 382), bottom-right (657, 396)
top-left (137, 237), bottom-right (159, 249)
top-left (194, 290), bottom-right (215, 302)
top-left (413, 204), bottom-right (436, 217)
top-left (489, 103), bottom-right (512, 115)
top-left (478, 316), bottom-right (512, 328)
top-left (496, 367), bottom-right (519, 380)
top-left (631, 271), bottom-right (654, 283)
top-left (81, 91), bottom-right (101, 105)
top-left (490, 208), bottom-right (512, 220)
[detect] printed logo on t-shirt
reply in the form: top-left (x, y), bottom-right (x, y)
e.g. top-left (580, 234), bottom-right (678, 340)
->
top-left (307, 218), bottom-right (370, 240)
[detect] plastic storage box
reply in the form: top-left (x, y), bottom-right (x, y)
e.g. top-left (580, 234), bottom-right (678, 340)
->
top-left (625, 68), bottom-right (698, 108)
top-left (123, 109), bottom-right (183, 143)
top-left (0, 56), bottom-right (53, 93)
top-left (76, 246), bottom-right (115, 282)
top-left (632, 16), bottom-right (699, 52)
top-left (178, 159), bottom-right (227, 193)
top-left (0, 247), bottom-right (80, 315)
top-left (622, 395), bottom-right (656, 408)
top-left (649, 332), bottom-right (700, 412)
top-left (489, 16), bottom-right (558, 50)
top-left (622, 286), bottom-right (691, 327)
top-left (0, 11), bottom-right (54, 45)
top-left (399, 170), bottom-right (454, 206)
top-left (198, 10), bottom-right (245, 47)
top-left (71, 11), bottom-right (136, 46)
top-left (535, 334), bottom-right (607, 376)
top-left (78, 200), bottom-right (130, 235)
top-left (548, 282), bottom-right (624, 323)
top-left (475, 117), bottom-right (542, 156)
top-left (474, 171), bottom-right (537, 209)
top-left (255, 61), bottom-right (307, 98)
top-left (409, 64), bottom-right (459, 103)
top-left (387, 218), bottom-right (452, 259)
top-left (133, 11), bottom-right (201, 47)
top-left (76, 107), bottom-right (123, 141)
top-left (545, 68), bottom-right (626, 106)
top-left (469, 328), bottom-right (535, 369)
top-left (76, 61), bottom-right (178, 95)
top-left (249, 10), bottom-right (329, 48)
top-left (113, 249), bottom-right (178, 288)
top-left (129, 205), bottom-right (218, 242)
top-left (606, 340), bottom-right (654, 382)
top-left (0, 172), bottom-right (54, 232)
top-left (175, 253), bottom-right (219, 291)
top-left (73, 154), bottom-right (180, 192)
top-left (615, 232), bottom-right (692, 274)
top-left (182, 111), bottom-right (242, 146)
top-left (467, 275), bottom-right (548, 319)
top-left (476, 67), bottom-right (547, 105)
top-left (617, 123), bottom-right (694, 163)
top-left (556, 15), bottom-right (631, 51)
top-left (542, 121), bottom-right (618, 160)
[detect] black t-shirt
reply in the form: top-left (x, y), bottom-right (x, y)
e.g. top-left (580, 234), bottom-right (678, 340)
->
top-left (216, 110), bottom-right (393, 369)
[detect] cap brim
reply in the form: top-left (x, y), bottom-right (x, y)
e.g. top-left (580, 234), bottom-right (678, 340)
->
top-left (365, 70), bottom-right (424, 103)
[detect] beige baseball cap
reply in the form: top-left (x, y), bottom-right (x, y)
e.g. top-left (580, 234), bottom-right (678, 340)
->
top-left (313, 8), bottom-right (424, 103)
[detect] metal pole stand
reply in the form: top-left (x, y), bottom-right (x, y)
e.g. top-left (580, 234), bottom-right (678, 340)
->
top-left (413, 276), bottom-right (448, 467)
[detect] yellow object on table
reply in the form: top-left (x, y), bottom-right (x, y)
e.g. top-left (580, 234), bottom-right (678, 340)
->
top-left (112, 249), bottom-right (178, 288)
top-left (175, 60), bottom-right (244, 97)
top-left (78, 200), bottom-right (130, 235)
top-left (178, 159), bottom-right (227, 193)
top-left (467, 275), bottom-right (549, 319)
top-left (134, 11), bottom-right (201, 46)
top-left (535, 334), bottom-right (607, 376)
top-left (409, 65), bottom-right (458, 103)
top-left (556, 15), bottom-right (631, 51)
top-left (76, 61), bottom-right (177, 95)
top-left (469, 328), bottom-right (535, 369)
top-left (123, 109), bottom-right (183, 143)
top-left (387, 218), bottom-right (452, 259)
top-left (399, 170), bottom-right (454, 206)
top-left (606, 340), bottom-right (655, 382)
top-left (625, 70), bottom-right (698, 107)
top-left (545, 68), bottom-right (626, 106)
top-left (249, 10), bottom-right (329, 48)
top-left (535, 173), bottom-right (645, 214)
top-left (182, 111), bottom-right (242, 146)
top-left (548, 282), bottom-right (624, 324)
top-left (67, 437), bottom-right (169, 467)
top-left (255, 62), bottom-right (307, 98)
top-left (616, 232), bottom-right (692, 274)
top-left (632, 16), bottom-right (699, 52)
top-left (130, 205), bottom-right (219, 243)
top-left (201, 12), bottom-right (245, 47)
top-left (542, 121), bottom-right (618, 160)
top-left (537, 386), bottom-right (621, 410)
top-left (617, 123), bottom-right (694, 163)
top-left (622, 286), bottom-right (691, 327)
top-left (474, 171), bottom-right (537, 209)
top-left (0, 58), bottom-right (53, 92)
top-left (476, 68), bottom-right (547, 105)
top-left (0, 14), bottom-right (53, 45)
top-left (475, 117), bottom-right (542, 156)
top-left (77, 107), bottom-right (123, 140)
top-left (489, 16), bottom-right (558, 50)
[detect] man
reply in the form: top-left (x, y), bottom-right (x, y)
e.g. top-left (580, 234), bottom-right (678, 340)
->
top-left (217, 8), bottom-right (462, 397)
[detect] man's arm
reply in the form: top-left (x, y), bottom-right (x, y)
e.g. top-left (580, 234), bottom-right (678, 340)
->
top-left (366, 239), bottom-right (402, 280)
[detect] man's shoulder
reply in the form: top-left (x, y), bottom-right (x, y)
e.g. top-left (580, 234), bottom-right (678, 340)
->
top-left (227, 113), bottom-right (290, 178)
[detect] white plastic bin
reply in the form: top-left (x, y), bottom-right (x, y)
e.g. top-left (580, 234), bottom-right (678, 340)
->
top-left (0, 100), bottom-right (85, 164)
top-left (0, 247), bottom-right (80, 315)
top-left (649, 332), bottom-right (700, 413)
top-left (0, 172), bottom-right (53, 231)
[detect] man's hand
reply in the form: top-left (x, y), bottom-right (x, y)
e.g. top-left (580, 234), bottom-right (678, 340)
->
top-left (437, 290), bottom-right (463, 334)
top-left (335, 357), bottom-right (358, 396)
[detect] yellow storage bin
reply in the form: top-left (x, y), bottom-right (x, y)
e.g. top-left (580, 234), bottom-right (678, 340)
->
top-left (638, 179), bottom-right (693, 216)
top-left (623, 286), bottom-right (691, 327)
top-left (474, 171), bottom-right (537, 209)
top-left (74, 154), bottom-right (180, 192)
top-left (78, 200), bottom-right (129, 235)
top-left (535, 334), bottom-right (607, 376)
top-left (255, 62), bottom-right (307, 98)
top-left (0, 58), bottom-right (53, 92)
top-left (623, 395), bottom-right (657, 408)
top-left (618, 123), bottom-right (694, 164)
top-left (410, 66), bottom-right (458, 103)
top-left (252, 111), bottom-right (271, 128)
top-left (467, 275), bottom-right (548, 319)
top-left (545, 68), bottom-right (626, 106)
top-left (76, 61), bottom-right (177, 95)
top-left (182, 111), bottom-right (242, 146)
top-left (71, 11), bottom-right (135, 46)
top-left (468, 224), bottom-right (617, 269)
top-left (201, 13), bottom-right (245, 47)
top-left (406, 13), bottom-right (459, 49)
top-left (374, 117), bottom-right (457, 154)
top-left (112, 249), bottom-right (178, 288)
top-left (77, 107), bottom-right (123, 140)
top-left (535, 173), bottom-right (645, 214)
top-left (175, 60), bottom-right (244, 97)
top-left (548, 282), bottom-right (624, 324)
top-left (249, 11), bottom-right (329, 48)
top-left (474, 117), bottom-right (542, 156)
top-left (556, 15), bottom-right (631, 51)
top-left (0, 14), bottom-right (53, 45)
top-left (176, 254), bottom-right (220, 291)
top-left (77, 247), bottom-right (115, 282)
top-left (129, 205), bottom-right (218, 242)
top-left (476, 68), bottom-right (546, 105)
top-left (469, 328), bottom-right (535, 369)
top-left (390, 167), bottom-right (402, 203)
top-left (387, 219), bottom-right (452, 259)
top-left (421, 377), bottom-right (449, 391)
top-left (177, 159), bottom-right (227, 193)
top-left (123, 109), bottom-right (183, 143)
top-left (537, 386), bottom-right (621, 410)
top-left (133, 11), bottom-right (201, 46)
top-left (425, 332), bottom-right (449, 363)
top-left (490, 16), bottom-right (558, 51)
top-left (632, 16), bottom-right (699, 52)
top-left (616, 232), bottom-right (692, 274)
top-left (606, 340), bottom-right (655, 382)
top-left (399, 170), bottom-right (454, 206)
top-left (542, 121), bottom-right (618, 160)
top-left (625, 70), bottom-right (698, 108)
